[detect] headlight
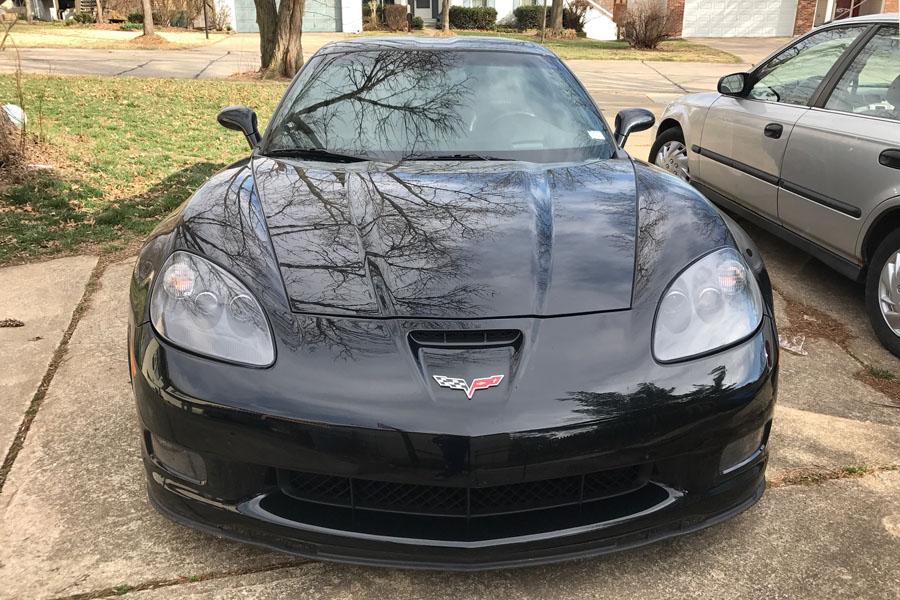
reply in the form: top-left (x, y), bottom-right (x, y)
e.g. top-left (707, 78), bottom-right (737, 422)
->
top-left (653, 247), bottom-right (763, 362)
top-left (150, 251), bottom-right (275, 366)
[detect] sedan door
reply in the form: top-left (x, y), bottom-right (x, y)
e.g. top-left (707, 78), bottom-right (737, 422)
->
top-left (778, 24), bottom-right (900, 264)
top-left (696, 24), bottom-right (869, 222)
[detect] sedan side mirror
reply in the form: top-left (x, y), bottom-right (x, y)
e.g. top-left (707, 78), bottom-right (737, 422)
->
top-left (613, 108), bottom-right (655, 148)
top-left (718, 72), bottom-right (750, 97)
top-left (217, 105), bottom-right (261, 149)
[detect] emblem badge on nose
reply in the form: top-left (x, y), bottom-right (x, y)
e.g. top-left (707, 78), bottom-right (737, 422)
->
top-left (432, 374), bottom-right (504, 399)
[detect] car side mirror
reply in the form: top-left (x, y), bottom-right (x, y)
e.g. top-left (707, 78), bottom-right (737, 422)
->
top-left (613, 108), bottom-right (655, 148)
top-left (718, 72), bottom-right (750, 97)
top-left (217, 105), bottom-right (261, 149)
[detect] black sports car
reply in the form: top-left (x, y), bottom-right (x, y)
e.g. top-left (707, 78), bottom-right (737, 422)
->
top-left (128, 37), bottom-right (778, 570)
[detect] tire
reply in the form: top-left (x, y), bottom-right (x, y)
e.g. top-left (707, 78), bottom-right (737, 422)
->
top-left (865, 228), bottom-right (900, 358)
top-left (649, 127), bottom-right (690, 182)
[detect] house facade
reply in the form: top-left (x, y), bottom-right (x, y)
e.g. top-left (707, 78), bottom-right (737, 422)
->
top-left (665, 0), bottom-right (898, 38)
top-left (224, 0), bottom-right (362, 33)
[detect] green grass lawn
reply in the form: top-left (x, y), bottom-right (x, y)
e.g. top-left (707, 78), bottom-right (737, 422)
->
top-left (0, 75), bottom-right (286, 265)
top-left (453, 32), bottom-right (740, 62)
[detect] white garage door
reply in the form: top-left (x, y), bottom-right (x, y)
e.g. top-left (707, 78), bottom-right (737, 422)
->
top-left (682, 0), bottom-right (798, 37)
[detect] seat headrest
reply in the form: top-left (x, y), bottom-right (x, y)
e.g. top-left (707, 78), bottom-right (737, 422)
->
top-left (888, 74), bottom-right (900, 110)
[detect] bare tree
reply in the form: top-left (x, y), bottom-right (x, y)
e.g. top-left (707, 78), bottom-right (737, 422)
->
top-left (24, 0), bottom-right (33, 23)
top-left (141, 0), bottom-right (155, 36)
top-left (254, 0), bottom-right (305, 78)
top-left (549, 0), bottom-right (563, 33)
top-left (441, 0), bottom-right (450, 33)
top-left (96, 0), bottom-right (105, 23)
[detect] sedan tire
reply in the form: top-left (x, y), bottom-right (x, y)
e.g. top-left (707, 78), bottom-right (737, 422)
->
top-left (866, 228), bottom-right (900, 358)
top-left (650, 128), bottom-right (690, 182)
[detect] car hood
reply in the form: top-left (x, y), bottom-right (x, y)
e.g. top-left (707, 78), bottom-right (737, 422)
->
top-left (252, 156), bottom-right (638, 319)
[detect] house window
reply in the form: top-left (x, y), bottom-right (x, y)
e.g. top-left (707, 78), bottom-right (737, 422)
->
top-left (463, 0), bottom-right (496, 7)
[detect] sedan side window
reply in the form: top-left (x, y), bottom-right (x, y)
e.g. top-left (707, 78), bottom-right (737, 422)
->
top-left (825, 25), bottom-right (900, 122)
top-left (749, 26), bottom-right (867, 106)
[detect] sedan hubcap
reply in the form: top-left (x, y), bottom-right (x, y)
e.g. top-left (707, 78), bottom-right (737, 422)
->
top-left (878, 250), bottom-right (900, 336)
top-left (655, 141), bottom-right (690, 181)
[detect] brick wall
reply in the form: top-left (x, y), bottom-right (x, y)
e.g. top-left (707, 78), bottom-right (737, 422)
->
top-left (885, 0), bottom-right (898, 12)
top-left (794, 0), bottom-right (818, 35)
top-left (666, 0), bottom-right (684, 37)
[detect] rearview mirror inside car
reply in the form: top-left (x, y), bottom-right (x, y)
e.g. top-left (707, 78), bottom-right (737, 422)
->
top-left (614, 108), bottom-right (655, 148)
top-left (718, 73), bottom-right (749, 97)
top-left (217, 106), bottom-right (261, 150)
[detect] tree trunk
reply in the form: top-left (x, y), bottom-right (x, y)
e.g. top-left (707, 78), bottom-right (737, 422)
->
top-left (549, 0), bottom-right (563, 33)
top-left (254, 0), bottom-right (278, 69)
top-left (141, 0), bottom-right (155, 36)
top-left (24, 0), bottom-right (33, 23)
top-left (266, 0), bottom-right (305, 79)
top-left (441, 0), bottom-right (449, 32)
top-left (95, 0), bottom-right (104, 23)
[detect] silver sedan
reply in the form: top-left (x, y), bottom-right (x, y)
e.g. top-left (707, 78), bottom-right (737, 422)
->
top-left (651, 13), bottom-right (900, 357)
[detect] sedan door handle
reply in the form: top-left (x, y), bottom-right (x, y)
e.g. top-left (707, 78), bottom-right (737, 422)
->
top-left (763, 123), bottom-right (783, 139)
top-left (879, 149), bottom-right (900, 170)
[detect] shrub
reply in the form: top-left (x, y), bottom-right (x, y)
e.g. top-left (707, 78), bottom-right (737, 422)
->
top-left (563, 0), bottom-right (589, 33)
top-left (126, 12), bottom-right (144, 23)
top-left (120, 21), bottom-right (142, 30)
top-left (70, 11), bottom-right (95, 24)
top-left (449, 6), bottom-right (496, 30)
top-left (383, 4), bottom-right (408, 31)
top-left (513, 5), bottom-right (548, 30)
top-left (622, 0), bottom-right (670, 49)
top-left (411, 15), bottom-right (423, 30)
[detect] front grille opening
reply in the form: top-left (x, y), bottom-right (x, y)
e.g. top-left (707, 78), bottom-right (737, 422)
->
top-left (409, 329), bottom-right (522, 348)
top-left (277, 464), bottom-right (649, 520)
top-left (262, 471), bottom-right (668, 543)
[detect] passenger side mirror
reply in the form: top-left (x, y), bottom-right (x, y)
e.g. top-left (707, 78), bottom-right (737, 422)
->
top-left (217, 105), bottom-right (261, 149)
top-left (613, 108), bottom-right (655, 148)
top-left (718, 73), bottom-right (750, 97)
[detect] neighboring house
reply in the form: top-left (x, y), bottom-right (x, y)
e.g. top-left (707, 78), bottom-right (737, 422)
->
top-left (665, 0), bottom-right (898, 38)
top-left (223, 0), bottom-right (363, 32)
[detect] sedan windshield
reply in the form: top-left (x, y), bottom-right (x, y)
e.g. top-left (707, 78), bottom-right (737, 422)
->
top-left (263, 49), bottom-right (615, 163)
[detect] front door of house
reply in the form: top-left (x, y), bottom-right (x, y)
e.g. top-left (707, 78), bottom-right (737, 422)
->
top-left (414, 0), bottom-right (432, 21)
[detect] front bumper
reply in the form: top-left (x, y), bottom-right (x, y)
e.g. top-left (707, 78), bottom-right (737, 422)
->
top-left (131, 316), bottom-right (777, 570)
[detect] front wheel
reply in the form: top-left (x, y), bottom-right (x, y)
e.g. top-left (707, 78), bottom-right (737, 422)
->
top-left (865, 229), bottom-right (900, 358)
top-left (650, 128), bottom-right (690, 182)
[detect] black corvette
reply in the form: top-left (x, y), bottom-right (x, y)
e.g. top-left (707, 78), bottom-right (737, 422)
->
top-left (128, 37), bottom-right (778, 569)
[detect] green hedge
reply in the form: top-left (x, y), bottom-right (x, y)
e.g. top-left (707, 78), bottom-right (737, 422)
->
top-left (449, 6), bottom-right (497, 30)
top-left (513, 5), bottom-right (549, 30)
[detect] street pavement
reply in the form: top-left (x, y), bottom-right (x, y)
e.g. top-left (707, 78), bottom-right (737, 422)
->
top-left (2, 35), bottom-right (898, 599)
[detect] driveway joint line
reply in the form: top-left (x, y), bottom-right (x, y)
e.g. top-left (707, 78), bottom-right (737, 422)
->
top-left (0, 258), bottom-right (102, 495)
top-left (640, 61), bottom-right (689, 94)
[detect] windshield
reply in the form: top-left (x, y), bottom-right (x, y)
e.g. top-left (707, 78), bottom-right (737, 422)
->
top-left (263, 49), bottom-right (615, 163)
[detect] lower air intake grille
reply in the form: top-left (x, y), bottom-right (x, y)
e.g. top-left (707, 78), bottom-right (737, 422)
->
top-left (278, 464), bottom-right (649, 518)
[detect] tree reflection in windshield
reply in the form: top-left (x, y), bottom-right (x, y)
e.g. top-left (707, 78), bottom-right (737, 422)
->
top-left (264, 48), bottom-right (614, 163)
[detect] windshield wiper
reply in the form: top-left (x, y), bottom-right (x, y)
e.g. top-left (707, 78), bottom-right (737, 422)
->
top-left (262, 148), bottom-right (368, 163)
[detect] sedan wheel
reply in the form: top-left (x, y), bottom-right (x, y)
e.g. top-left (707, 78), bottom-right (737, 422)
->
top-left (654, 139), bottom-right (690, 182)
top-left (877, 250), bottom-right (900, 335)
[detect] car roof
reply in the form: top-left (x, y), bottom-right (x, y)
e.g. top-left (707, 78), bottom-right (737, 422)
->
top-left (315, 36), bottom-right (556, 57)
top-left (819, 12), bottom-right (898, 26)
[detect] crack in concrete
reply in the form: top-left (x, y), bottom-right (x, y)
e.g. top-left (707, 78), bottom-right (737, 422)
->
top-left (193, 51), bottom-right (231, 80)
top-left (52, 560), bottom-right (309, 600)
top-left (0, 259), bottom-right (103, 494)
top-left (115, 60), bottom-right (155, 77)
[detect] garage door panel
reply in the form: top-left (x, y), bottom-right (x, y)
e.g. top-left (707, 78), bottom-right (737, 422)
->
top-left (683, 0), bottom-right (798, 38)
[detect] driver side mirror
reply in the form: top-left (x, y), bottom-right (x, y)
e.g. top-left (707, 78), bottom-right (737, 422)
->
top-left (217, 105), bottom-right (261, 150)
top-left (718, 72), bottom-right (750, 97)
top-left (613, 108), bottom-right (655, 148)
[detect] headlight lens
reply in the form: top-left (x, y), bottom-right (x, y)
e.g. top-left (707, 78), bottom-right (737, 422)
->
top-left (653, 247), bottom-right (763, 362)
top-left (150, 251), bottom-right (275, 366)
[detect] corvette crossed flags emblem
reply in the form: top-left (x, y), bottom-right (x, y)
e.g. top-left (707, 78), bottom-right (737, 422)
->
top-left (432, 374), bottom-right (504, 399)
